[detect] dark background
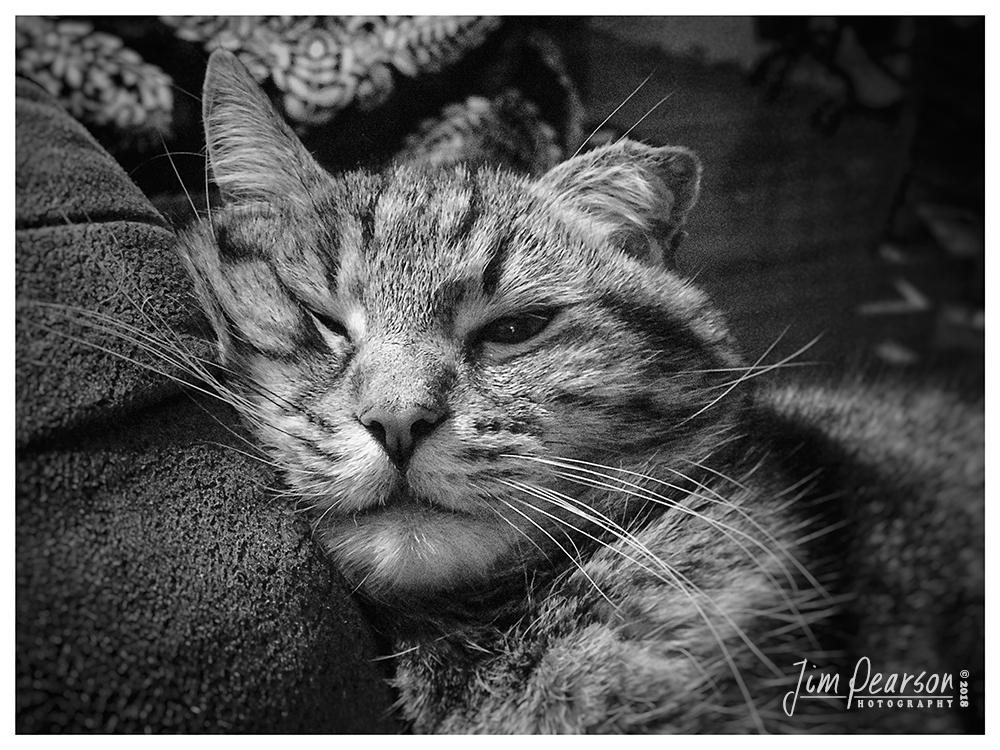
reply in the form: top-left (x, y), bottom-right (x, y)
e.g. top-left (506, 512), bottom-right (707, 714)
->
top-left (557, 17), bottom-right (984, 385)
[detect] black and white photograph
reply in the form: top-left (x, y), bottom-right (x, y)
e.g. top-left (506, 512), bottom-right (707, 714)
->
top-left (14, 14), bottom-right (985, 734)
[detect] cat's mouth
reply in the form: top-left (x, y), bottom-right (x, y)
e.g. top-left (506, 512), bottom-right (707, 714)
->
top-left (348, 454), bottom-right (500, 518)
top-left (324, 482), bottom-right (520, 595)
top-left (356, 489), bottom-right (430, 515)
top-left (353, 480), bottom-right (473, 519)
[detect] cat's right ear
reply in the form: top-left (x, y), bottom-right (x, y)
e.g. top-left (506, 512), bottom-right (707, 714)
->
top-left (202, 49), bottom-right (327, 206)
top-left (536, 140), bottom-right (701, 269)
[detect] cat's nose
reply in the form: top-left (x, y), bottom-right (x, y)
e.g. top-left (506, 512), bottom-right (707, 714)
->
top-left (359, 404), bottom-right (446, 468)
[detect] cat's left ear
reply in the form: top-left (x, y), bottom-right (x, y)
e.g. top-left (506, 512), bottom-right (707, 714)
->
top-left (202, 49), bottom-right (328, 206)
top-left (537, 140), bottom-right (701, 268)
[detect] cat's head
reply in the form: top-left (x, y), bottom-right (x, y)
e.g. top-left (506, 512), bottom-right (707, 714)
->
top-left (180, 50), bottom-right (743, 603)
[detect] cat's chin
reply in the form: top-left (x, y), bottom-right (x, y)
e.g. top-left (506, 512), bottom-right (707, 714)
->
top-left (321, 503), bottom-right (520, 596)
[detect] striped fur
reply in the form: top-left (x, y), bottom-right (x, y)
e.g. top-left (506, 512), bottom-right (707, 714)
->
top-left (181, 52), bottom-right (742, 603)
top-left (174, 51), bottom-right (983, 734)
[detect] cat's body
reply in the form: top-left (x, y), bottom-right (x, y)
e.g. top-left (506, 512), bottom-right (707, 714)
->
top-left (178, 51), bottom-right (983, 733)
top-left (388, 377), bottom-right (982, 733)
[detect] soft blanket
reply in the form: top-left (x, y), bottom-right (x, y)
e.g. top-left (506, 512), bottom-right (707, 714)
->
top-left (15, 77), bottom-right (397, 733)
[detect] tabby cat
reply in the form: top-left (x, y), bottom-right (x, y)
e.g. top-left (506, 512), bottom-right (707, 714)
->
top-left (179, 50), bottom-right (984, 733)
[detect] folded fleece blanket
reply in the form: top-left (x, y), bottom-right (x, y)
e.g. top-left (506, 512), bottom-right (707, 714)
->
top-left (15, 78), bottom-right (397, 733)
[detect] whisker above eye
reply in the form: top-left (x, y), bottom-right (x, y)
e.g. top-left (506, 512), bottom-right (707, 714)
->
top-left (676, 334), bottom-right (825, 426)
top-left (572, 70), bottom-right (656, 159)
top-left (615, 90), bottom-right (676, 143)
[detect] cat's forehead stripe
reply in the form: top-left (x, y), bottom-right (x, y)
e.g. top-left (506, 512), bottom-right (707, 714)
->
top-left (480, 222), bottom-right (511, 297)
top-left (356, 171), bottom-right (385, 252)
top-left (335, 169), bottom-right (598, 319)
top-left (446, 171), bottom-right (481, 248)
top-left (348, 170), bottom-right (494, 303)
top-left (370, 168), bottom-right (480, 246)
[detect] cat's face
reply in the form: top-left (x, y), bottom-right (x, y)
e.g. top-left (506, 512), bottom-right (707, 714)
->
top-left (181, 51), bottom-right (742, 601)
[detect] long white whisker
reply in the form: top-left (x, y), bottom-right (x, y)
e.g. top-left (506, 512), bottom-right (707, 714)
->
top-left (503, 479), bottom-right (767, 732)
top-left (664, 460), bottom-right (830, 598)
top-left (513, 477), bottom-right (788, 667)
top-left (512, 454), bottom-right (820, 594)
top-left (479, 489), bottom-right (546, 557)
top-left (497, 492), bottom-right (617, 609)
top-left (20, 313), bottom-right (216, 402)
top-left (572, 71), bottom-right (655, 158)
top-left (159, 131), bottom-right (199, 221)
top-left (22, 299), bottom-right (215, 374)
top-left (310, 495), bottom-right (345, 531)
top-left (505, 455), bottom-right (828, 657)
top-left (673, 361), bottom-right (820, 377)
top-left (616, 91), bottom-right (675, 143)
top-left (18, 301), bottom-right (320, 466)
top-left (611, 473), bottom-right (819, 655)
top-left (682, 334), bottom-right (824, 425)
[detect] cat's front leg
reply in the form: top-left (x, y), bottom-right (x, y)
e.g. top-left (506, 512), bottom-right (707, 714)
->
top-left (395, 618), bottom-right (748, 734)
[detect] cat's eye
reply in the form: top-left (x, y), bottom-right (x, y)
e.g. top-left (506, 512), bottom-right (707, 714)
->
top-left (476, 311), bottom-right (555, 345)
top-left (310, 310), bottom-right (350, 341)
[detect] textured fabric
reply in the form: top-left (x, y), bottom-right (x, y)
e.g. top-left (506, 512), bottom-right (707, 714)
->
top-left (14, 16), bottom-right (584, 192)
top-left (15, 78), bottom-right (397, 733)
top-left (14, 16), bottom-right (500, 137)
top-left (399, 90), bottom-right (564, 175)
top-left (15, 77), bottom-right (193, 444)
top-left (15, 17), bottom-right (174, 148)
top-left (163, 16), bottom-right (503, 126)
